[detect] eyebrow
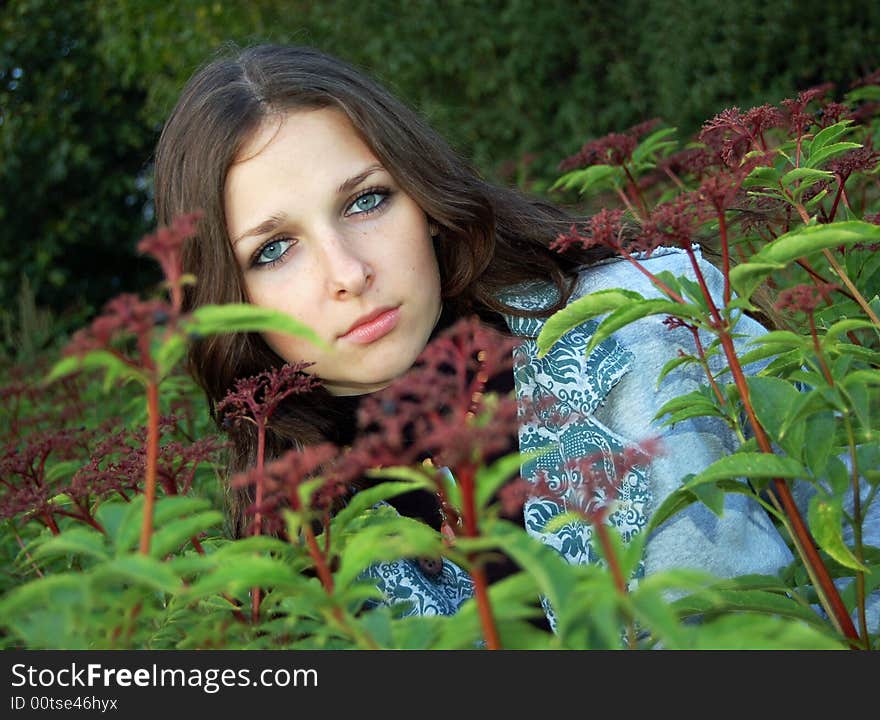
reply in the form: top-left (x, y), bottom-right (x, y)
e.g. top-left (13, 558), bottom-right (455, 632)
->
top-left (231, 213), bottom-right (288, 247)
top-left (337, 163), bottom-right (384, 195)
top-left (232, 164), bottom-right (386, 247)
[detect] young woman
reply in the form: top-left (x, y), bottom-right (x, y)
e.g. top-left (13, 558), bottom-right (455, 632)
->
top-left (153, 44), bottom-right (875, 627)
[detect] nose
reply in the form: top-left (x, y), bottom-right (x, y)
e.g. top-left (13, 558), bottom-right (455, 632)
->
top-left (320, 232), bottom-right (374, 299)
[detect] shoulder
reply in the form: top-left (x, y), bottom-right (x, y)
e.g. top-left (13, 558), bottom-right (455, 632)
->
top-left (499, 246), bottom-right (716, 311)
top-left (573, 246), bottom-right (717, 298)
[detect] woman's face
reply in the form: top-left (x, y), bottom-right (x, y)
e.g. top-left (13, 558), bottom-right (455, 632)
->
top-left (224, 108), bottom-right (442, 396)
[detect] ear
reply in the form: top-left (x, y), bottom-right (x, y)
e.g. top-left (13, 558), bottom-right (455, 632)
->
top-left (428, 221), bottom-right (440, 238)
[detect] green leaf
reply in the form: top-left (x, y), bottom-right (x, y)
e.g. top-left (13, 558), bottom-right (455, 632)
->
top-left (485, 521), bottom-right (577, 618)
top-left (646, 478), bottom-right (754, 535)
top-left (550, 165), bottom-right (617, 193)
top-left (186, 304), bottom-right (327, 349)
top-left (660, 404), bottom-right (725, 426)
top-left (475, 447), bottom-right (552, 509)
top-left (629, 585), bottom-right (689, 648)
top-left (631, 127), bottom-right (678, 163)
top-left (332, 475), bottom-right (433, 535)
top-left (153, 496), bottom-right (214, 527)
top-left (655, 389), bottom-right (718, 422)
top-left (845, 86), bottom-right (880, 103)
top-left (803, 412), bottom-right (836, 477)
top-left (212, 535), bottom-right (295, 558)
top-left (32, 527), bottom-right (109, 562)
top-left (808, 120), bottom-right (854, 154)
top-left (805, 142), bottom-right (863, 171)
top-left (808, 495), bottom-right (868, 571)
top-left (746, 376), bottom-right (804, 453)
top-left (586, 299), bottom-right (699, 356)
top-left (155, 332), bottom-right (187, 377)
top-left (92, 555), bottom-right (183, 593)
top-left (735, 344), bottom-right (793, 369)
top-left (114, 495), bottom-right (146, 555)
top-left (694, 615), bottom-right (843, 649)
top-left (0, 575), bottom-right (87, 617)
top-left (731, 221), bottom-right (880, 299)
top-left (823, 318), bottom-right (878, 343)
top-left (841, 369), bottom-right (880, 388)
top-left (672, 588), bottom-right (832, 631)
top-left (184, 555), bottom-right (304, 599)
top-left (149, 511), bottom-right (224, 559)
top-left (804, 187), bottom-right (830, 209)
top-left (687, 453), bottom-right (806, 487)
top-left (754, 221), bottom-right (880, 266)
top-left (536, 289), bottom-right (643, 357)
top-left (335, 517), bottom-right (441, 590)
top-left (653, 270), bottom-right (683, 298)
top-left (780, 167), bottom-right (832, 187)
top-left (728, 262), bottom-right (786, 301)
top-left (575, 164), bottom-right (620, 193)
top-left (742, 166), bottom-right (781, 188)
top-left (656, 354), bottom-right (697, 387)
top-left (748, 329), bottom-right (810, 348)
top-left (549, 167), bottom-right (590, 192)
top-left (691, 482), bottom-right (725, 517)
top-left (43, 351), bottom-right (145, 389)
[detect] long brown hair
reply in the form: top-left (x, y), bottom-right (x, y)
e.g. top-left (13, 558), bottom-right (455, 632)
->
top-left (153, 44), bottom-right (606, 533)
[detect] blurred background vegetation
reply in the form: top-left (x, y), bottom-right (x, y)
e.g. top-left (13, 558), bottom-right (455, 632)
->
top-left (1, 0), bottom-right (879, 356)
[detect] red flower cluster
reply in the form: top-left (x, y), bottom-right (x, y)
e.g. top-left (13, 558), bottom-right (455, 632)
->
top-left (497, 439), bottom-right (663, 524)
top-left (774, 283), bottom-right (839, 315)
top-left (700, 105), bottom-right (784, 166)
top-left (781, 84), bottom-right (834, 138)
top-left (346, 317), bottom-right (522, 475)
top-left (64, 293), bottom-right (171, 364)
top-left (217, 362), bottom-right (321, 430)
top-left (559, 119), bottom-right (661, 172)
top-left (136, 211), bottom-right (202, 313)
top-left (0, 428), bottom-right (91, 530)
top-left (550, 208), bottom-right (626, 255)
top-left (233, 443), bottom-right (344, 536)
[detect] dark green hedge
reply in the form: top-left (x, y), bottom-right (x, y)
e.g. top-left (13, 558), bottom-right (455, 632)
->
top-left (2, 0), bottom-right (878, 321)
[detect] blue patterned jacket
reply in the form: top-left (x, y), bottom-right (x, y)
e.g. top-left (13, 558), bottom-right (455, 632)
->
top-left (359, 247), bottom-right (879, 630)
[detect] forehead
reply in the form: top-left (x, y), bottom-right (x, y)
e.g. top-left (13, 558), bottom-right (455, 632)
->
top-left (224, 108), bottom-right (381, 232)
top-left (233, 107), bottom-right (375, 172)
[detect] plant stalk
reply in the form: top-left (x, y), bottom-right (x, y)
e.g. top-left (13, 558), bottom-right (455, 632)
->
top-left (138, 380), bottom-right (160, 555)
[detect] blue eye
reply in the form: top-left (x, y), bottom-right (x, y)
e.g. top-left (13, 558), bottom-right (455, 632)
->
top-left (347, 190), bottom-right (388, 215)
top-left (254, 238), bottom-right (293, 267)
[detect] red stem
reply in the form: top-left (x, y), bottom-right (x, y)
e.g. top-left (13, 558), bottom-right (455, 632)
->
top-left (681, 247), bottom-right (860, 643)
top-left (717, 210), bottom-right (731, 306)
top-left (618, 248), bottom-right (687, 304)
top-left (458, 464), bottom-right (501, 650)
top-left (251, 422), bottom-right (266, 623)
top-left (717, 328), bottom-right (860, 643)
top-left (138, 380), bottom-right (159, 555)
top-left (304, 525), bottom-right (334, 593)
top-left (594, 520), bottom-right (627, 594)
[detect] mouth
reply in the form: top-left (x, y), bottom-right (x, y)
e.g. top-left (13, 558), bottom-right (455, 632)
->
top-left (339, 306), bottom-right (401, 344)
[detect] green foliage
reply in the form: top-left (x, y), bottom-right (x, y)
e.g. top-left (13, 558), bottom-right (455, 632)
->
top-left (0, 0), bottom-right (158, 318)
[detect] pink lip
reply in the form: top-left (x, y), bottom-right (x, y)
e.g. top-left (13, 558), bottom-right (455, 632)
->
top-left (339, 306), bottom-right (400, 344)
